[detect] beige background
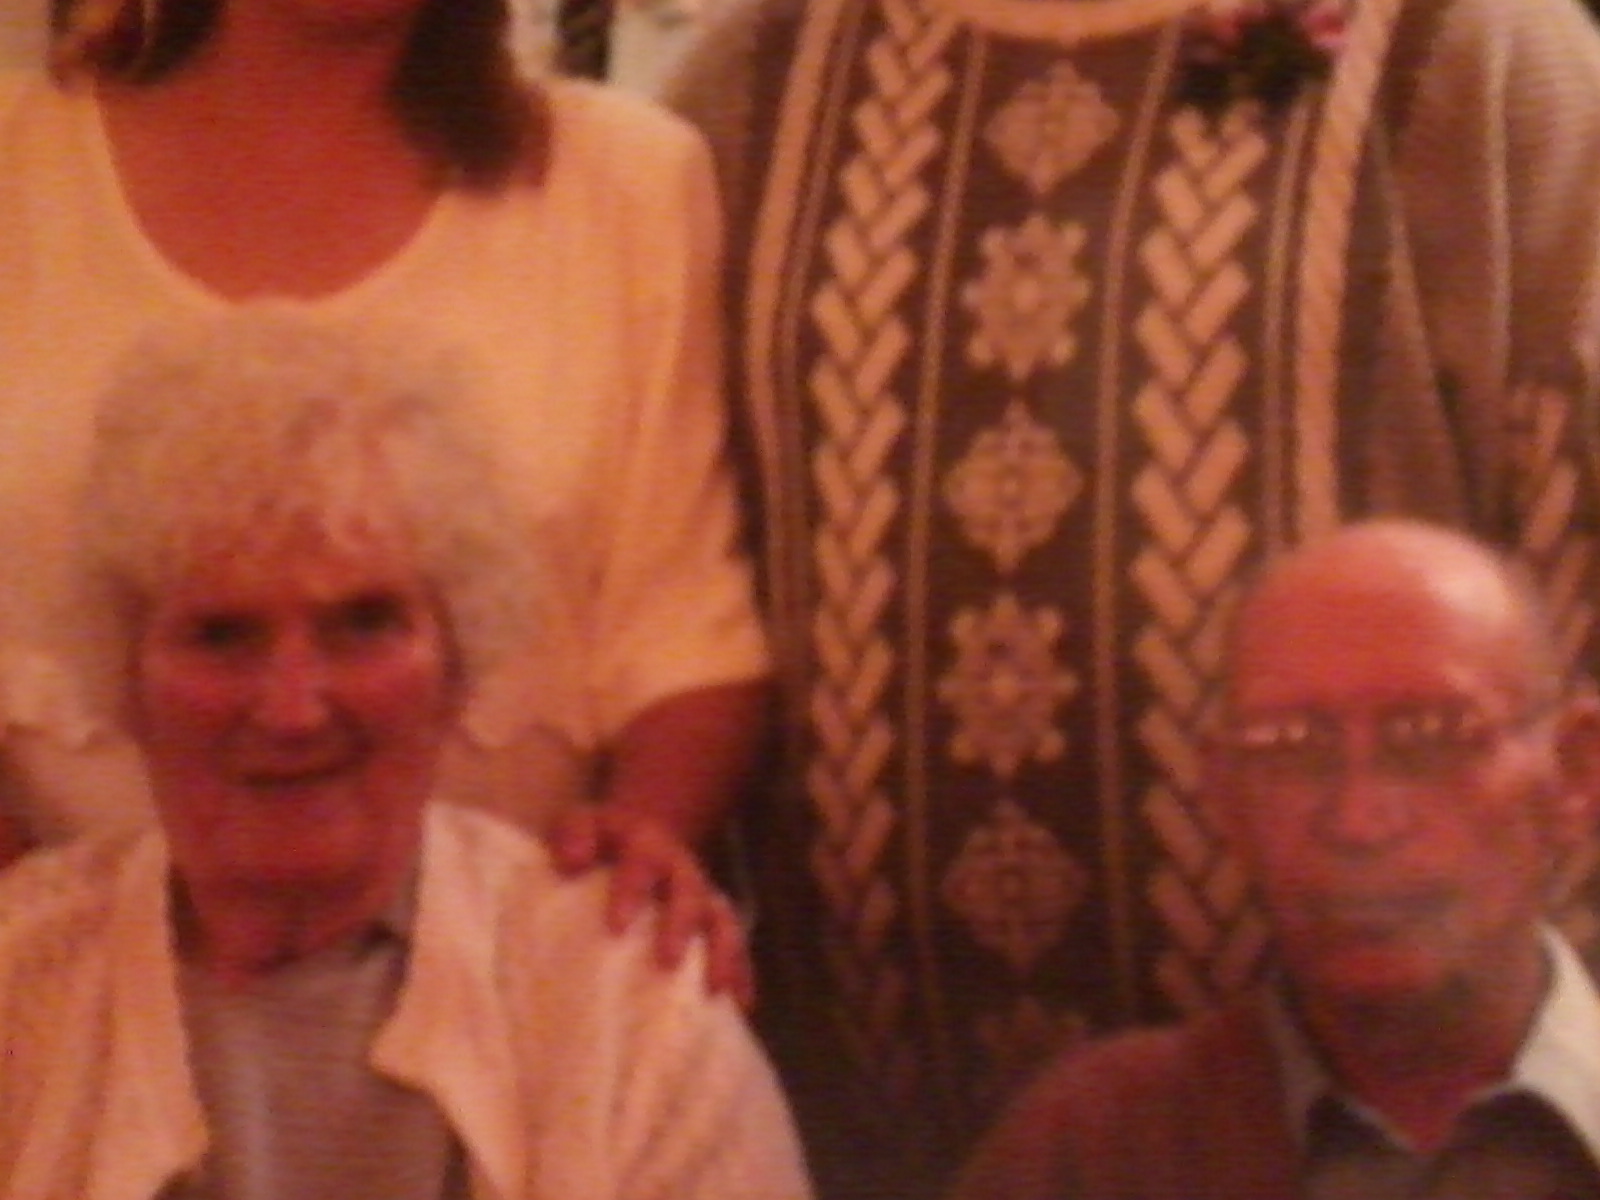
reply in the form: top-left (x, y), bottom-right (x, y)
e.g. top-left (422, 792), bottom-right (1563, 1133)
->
top-left (0, 0), bottom-right (43, 68)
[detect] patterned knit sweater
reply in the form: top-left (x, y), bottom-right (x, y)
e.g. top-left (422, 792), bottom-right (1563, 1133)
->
top-left (667, 0), bottom-right (1600, 1191)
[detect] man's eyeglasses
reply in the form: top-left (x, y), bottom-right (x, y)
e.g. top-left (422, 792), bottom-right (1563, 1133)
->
top-left (1212, 698), bottom-right (1555, 785)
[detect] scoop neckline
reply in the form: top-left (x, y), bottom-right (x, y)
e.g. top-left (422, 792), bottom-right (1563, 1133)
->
top-left (77, 83), bottom-right (453, 315)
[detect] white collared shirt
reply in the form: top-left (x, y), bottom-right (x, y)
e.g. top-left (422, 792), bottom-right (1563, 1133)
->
top-left (1265, 929), bottom-right (1600, 1198)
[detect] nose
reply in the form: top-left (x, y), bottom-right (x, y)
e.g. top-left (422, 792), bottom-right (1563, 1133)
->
top-left (250, 633), bottom-right (333, 733)
top-left (1313, 727), bottom-right (1419, 851)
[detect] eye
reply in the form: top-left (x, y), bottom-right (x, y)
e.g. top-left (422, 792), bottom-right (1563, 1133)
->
top-left (1230, 713), bottom-right (1333, 753)
top-left (181, 612), bottom-right (263, 654)
top-left (1222, 711), bottom-right (1341, 779)
top-left (322, 592), bottom-right (416, 649)
top-left (1391, 703), bottom-right (1485, 743)
top-left (1376, 703), bottom-right (1493, 770)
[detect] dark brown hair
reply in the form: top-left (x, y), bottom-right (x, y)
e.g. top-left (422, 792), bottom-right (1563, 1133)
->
top-left (50, 0), bottom-right (548, 188)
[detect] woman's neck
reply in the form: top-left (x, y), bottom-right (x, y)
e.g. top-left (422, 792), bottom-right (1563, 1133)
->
top-left (178, 872), bottom-right (401, 987)
top-left (95, 13), bottom-right (441, 300)
top-left (199, 1), bottom-right (417, 105)
top-left (128, 7), bottom-right (407, 148)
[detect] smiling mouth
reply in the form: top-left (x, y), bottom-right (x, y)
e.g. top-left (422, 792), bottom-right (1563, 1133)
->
top-left (231, 734), bottom-right (364, 788)
top-left (237, 760), bottom-right (355, 790)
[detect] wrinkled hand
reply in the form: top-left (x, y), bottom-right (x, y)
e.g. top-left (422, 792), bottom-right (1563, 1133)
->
top-left (547, 806), bottom-right (754, 1009)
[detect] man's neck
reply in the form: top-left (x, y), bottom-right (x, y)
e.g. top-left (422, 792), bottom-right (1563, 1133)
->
top-left (1298, 942), bottom-right (1549, 1153)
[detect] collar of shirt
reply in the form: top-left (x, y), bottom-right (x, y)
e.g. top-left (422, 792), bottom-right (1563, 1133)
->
top-left (1263, 926), bottom-right (1600, 1166)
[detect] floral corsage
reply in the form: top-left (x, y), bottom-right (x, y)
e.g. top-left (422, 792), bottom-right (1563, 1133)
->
top-left (1177, 0), bottom-right (1347, 115)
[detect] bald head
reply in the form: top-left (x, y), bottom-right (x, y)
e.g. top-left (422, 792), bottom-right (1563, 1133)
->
top-left (1197, 519), bottom-right (1600, 1129)
top-left (1210, 518), bottom-right (1595, 1025)
top-left (1226, 520), bottom-right (1560, 716)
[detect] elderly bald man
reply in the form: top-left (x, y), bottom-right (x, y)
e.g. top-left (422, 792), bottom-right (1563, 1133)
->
top-left (951, 519), bottom-right (1600, 1200)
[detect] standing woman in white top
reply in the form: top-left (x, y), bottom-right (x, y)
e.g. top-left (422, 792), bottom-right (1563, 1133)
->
top-left (0, 0), bottom-right (768, 972)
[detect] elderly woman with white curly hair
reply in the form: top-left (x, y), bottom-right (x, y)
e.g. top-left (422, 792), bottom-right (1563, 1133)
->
top-left (0, 0), bottom-right (771, 989)
top-left (0, 310), bottom-right (811, 1200)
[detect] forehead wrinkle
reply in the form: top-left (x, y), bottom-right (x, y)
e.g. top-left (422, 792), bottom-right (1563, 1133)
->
top-left (162, 519), bottom-right (421, 605)
top-left (149, 468), bottom-right (418, 590)
top-left (1225, 523), bottom-right (1546, 716)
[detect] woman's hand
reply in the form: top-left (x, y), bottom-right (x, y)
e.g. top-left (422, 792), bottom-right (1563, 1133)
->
top-left (0, 810), bottom-right (31, 871)
top-left (547, 806), bottom-right (755, 1008)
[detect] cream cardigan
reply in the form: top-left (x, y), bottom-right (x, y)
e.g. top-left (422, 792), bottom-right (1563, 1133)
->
top-left (0, 805), bottom-right (812, 1200)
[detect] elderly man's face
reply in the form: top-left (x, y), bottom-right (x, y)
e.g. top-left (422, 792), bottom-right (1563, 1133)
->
top-left (1215, 570), bottom-right (1584, 1012)
top-left (130, 535), bottom-right (456, 899)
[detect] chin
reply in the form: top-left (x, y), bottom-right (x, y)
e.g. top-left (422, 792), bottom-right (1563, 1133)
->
top-left (187, 821), bottom-right (383, 894)
top-left (1292, 941), bottom-right (1455, 1012)
top-left (218, 852), bottom-right (372, 896)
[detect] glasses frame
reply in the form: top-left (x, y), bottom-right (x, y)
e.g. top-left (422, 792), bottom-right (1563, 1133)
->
top-left (1208, 694), bottom-right (1561, 788)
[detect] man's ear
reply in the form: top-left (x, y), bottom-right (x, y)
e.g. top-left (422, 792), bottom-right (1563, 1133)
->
top-left (1551, 685), bottom-right (1600, 847)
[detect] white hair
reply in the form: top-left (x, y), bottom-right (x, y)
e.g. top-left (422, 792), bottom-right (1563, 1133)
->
top-left (80, 307), bottom-right (540, 692)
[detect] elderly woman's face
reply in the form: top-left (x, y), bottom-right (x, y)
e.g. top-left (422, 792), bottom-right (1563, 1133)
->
top-left (129, 536), bottom-right (456, 896)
